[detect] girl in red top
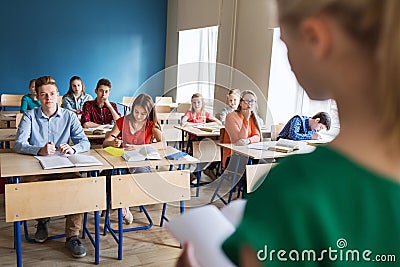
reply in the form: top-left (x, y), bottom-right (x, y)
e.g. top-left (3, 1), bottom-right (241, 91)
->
top-left (103, 93), bottom-right (162, 224)
top-left (181, 93), bottom-right (222, 127)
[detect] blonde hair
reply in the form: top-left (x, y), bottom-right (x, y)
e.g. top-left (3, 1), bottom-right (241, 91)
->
top-left (227, 89), bottom-right (241, 99)
top-left (277, 0), bottom-right (400, 147)
top-left (190, 93), bottom-right (206, 115)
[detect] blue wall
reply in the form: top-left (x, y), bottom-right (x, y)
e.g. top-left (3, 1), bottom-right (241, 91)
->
top-left (0, 0), bottom-right (167, 105)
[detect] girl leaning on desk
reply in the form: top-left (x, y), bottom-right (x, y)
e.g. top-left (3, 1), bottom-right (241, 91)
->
top-left (178, 0), bottom-right (400, 266)
top-left (103, 93), bottom-right (163, 225)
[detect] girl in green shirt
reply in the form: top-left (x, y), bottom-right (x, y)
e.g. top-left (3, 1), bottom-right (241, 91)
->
top-left (20, 79), bottom-right (40, 113)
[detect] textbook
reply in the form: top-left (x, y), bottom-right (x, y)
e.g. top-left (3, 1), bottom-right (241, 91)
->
top-left (122, 145), bottom-right (162, 162)
top-left (268, 138), bottom-right (301, 153)
top-left (193, 124), bottom-right (223, 133)
top-left (84, 124), bottom-right (113, 135)
top-left (166, 199), bottom-right (247, 267)
top-left (34, 153), bottom-right (103, 170)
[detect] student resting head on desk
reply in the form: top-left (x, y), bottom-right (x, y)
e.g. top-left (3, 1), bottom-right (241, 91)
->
top-left (20, 78), bottom-right (41, 113)
top-left (81, 78), bottom-right (121, 128)
top-left (103, 93), bottom-right (163, 224)
top-left (277, 112), bottom-right (331, 141)
top-left (62, 75), bottom-right (93, 117)
top-left (177, 0), bottom-right (400, 266)
top-left (13, 75), bottom-right (90, 258)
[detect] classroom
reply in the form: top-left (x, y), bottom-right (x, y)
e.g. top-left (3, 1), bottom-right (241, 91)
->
top-left (2, 0), bottom-right (397, 267)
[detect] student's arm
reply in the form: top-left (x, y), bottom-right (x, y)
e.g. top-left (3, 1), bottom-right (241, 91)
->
top-left (105, 100), bottom-right (121, 122)
top-left (103, 124), bottom-right (122, 148)
top-left (181, 111), bottom-right (194, 126)
top-left (62, 96), bottom-right (76, 112)
top-left (20, 95), bottom-right (28, 113)
top-left (81, 101), bottom-right (101, 128)
top-left (206, 113), bottom-right (222, 126)
top-left (69, 113), bottom-right (90, 153)
top-left (13, 113), bottom-right (42, 155)
top-left (287, 117), bottom-right (313, 140)
top-left (225, 112), bottom-right (251, 145)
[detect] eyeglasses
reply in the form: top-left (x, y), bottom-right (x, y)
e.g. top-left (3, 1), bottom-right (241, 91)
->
top-left (242, 99), bottom-right (256, 105)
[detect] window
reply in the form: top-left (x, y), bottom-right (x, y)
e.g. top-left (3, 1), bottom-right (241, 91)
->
top-left (176, 26), bottom-right (219, 108)
top-left (267, 28), bottom-right (340, 135)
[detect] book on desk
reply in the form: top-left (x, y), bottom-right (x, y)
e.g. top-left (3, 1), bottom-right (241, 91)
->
top-left (122, 145), bottom-right (162, 162)
top-left (193, 125), bottom-right (223, 133)
top-left (34, 152), bottom-right (103, 170)
top-left (84, 124), bottom-right (113, 135)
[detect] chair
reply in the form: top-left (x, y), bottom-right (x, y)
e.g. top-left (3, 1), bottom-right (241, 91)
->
top-left (120, 96), bottom-right (136, 115)
top-left (155, 105), bottom-right (170, 113)
top-left (270, 123), bottom-right (285, 141)
top-left (58, 95), bottom-right (63, 106)
top-left (103, 170), bottom-right (190, 260)
top-left (155, 96), bottom-right (172, 105)
top-left (246, 163), bottom-right (276, 193)
top-left (0, 94), bottom-right (23, 111)
top-left (176, 103), bottom-right (191, 113)
top-left (210, 128), bottom-right (246, 204)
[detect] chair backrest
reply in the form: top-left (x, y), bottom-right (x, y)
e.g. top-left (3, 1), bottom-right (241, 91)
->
top-left (58, 95), bottom-right (63, 106)
top-left (122, 96), bottom-right (135, 107)
top-left (271, 123), bottom-right (285, 141)
top-left (176, 103), bottom-right (191, 113)
top-left (155, 96), bottom-right (172, 105)
top-left (246, 163), bottom-right (276, 193)
top-left (110, 171), bottom-right (190, 208)
top-left (0, 94), bottom-right (23, 108)
top-left (15, 113), bottom-right (23, 128)
top-left (155, 105), bottom-right (170, 113)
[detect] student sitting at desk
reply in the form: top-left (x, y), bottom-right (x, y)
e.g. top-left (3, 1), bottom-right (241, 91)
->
top-left (103, 93), bottom-right (163, 224)
top-left (20, 79), bottom-right (41, 113)
top-left (14, 75), bottom-right (90, 258)
top-left (62, 76), bottom-right (93, 116)
top-left (222, 90), bottom-right (262, 170)
top-left (277, 112), bottom-right (331, 141)
top-left (216, 89), bottom-right (241, 124)
top-left (81, 78), bottom-right (121, 128)
top-left (181, 93), bottom-right (222, 180)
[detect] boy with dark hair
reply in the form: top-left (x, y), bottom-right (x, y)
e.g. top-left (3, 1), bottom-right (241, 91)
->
top-left (81, 78), bottom-right (121, 128)
top-left (278, 112), bottom-right (331, 140)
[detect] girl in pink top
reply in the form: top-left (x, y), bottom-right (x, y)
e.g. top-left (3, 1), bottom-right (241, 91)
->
top-left (181, 93), bottom-right (222, 126)
top-left (103, 93), bottom-right (163, 224)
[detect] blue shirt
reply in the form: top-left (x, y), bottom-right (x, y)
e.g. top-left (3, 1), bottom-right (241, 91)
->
top-left (277, 115), bottom-right (316, 140)
top-left (14, 107), bottom-right (90, 155)
top-left (62, 93), bottom-right (93, 111)
top-left (20, 94), bottom-right (41, 113)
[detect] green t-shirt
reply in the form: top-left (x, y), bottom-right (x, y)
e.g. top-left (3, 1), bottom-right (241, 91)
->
top-left (223, 146), bottom-right (400, 266)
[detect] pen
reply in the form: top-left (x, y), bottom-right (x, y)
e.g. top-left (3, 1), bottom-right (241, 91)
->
top-left (111, 134), bottom-right (122, 142)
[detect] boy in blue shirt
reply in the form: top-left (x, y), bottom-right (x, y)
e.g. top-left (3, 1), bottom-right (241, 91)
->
top-left (278, 112), bottom-right (331, 141)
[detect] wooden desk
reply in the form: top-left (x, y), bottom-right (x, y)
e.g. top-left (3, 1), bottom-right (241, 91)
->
top-left (0, 111), bottom-right (18, 128)
top-left (219, 140), bottom-right (315, 160)
top-left (1, 150), bottom-right (112, 266)
top-left (157, 112), bottom-right (184, 124)
top-left (0, 128), bottom-right (17, 149)
top-left (96, 145), bottom-right (199, 169)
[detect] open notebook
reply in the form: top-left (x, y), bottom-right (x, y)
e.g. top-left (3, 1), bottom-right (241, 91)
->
top-left (34, 152), bottom-right (103, 170)
top-left (166, 199), bottom-right (247, 267)
top-left (122, 145), bottom-right (162, 162)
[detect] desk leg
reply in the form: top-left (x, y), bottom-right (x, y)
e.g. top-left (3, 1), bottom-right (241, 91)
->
top-left (118, 208), bottom-right (123, 260)
top-left (15, 221), bottom-right (22, 267)
top-left (94, 211), bottom-right (100, 265)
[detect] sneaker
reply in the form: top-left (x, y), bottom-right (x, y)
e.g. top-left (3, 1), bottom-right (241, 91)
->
top-left (123, 207), bottom-right (133, 225)
top-left (35, 220), bottom-right (49, 243)
top-left (65, 237), bottom-right (86, 258)
top-left (190, 172), bottom-right (198, 182)
top-left (204, 168), bottom-right (218, 181)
